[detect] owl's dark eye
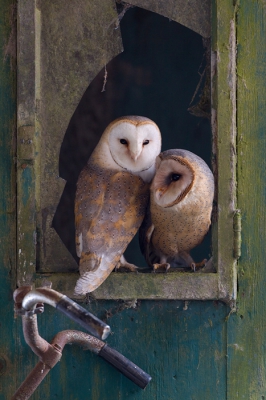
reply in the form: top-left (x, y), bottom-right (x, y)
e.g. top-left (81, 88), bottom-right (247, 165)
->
top-left (143, 140), bottom-right (149, 145)
top-left (171, 173), bottom-right (181, 181)
top-left (120, 139), bottom-right (128, 145)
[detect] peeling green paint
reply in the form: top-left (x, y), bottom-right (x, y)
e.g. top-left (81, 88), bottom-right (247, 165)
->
top-left (20, 165), bottom-right (33, 207)
top-left (227, 1), bottom-right (266, 398)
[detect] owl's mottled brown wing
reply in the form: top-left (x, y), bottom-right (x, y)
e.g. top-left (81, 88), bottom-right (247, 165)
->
top-left (75, 162), bottom-right (149, 294)
top-left (75, 163), bottom-right (106, 258)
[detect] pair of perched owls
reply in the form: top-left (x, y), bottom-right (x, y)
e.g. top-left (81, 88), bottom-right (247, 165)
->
top-left (74, 116), bottom-right (214, 295)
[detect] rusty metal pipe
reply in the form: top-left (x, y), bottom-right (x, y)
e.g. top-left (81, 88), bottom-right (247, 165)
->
top-left (13, 325), bottom-right (151, 398)
top-left (22, 314), bottom-right (49, 358)
top-left (12, 330), bottom-right (103, 400)
top-left (21, 287), bottom-right (110, 340)
top-left (12, 317), bottom-right (62, 400)
top-left (51, 330), bottom-right (152, 389)
top-left (52, 329), bottom-right (105, 353)
top-left (11, 361), bottom-right (52, 400)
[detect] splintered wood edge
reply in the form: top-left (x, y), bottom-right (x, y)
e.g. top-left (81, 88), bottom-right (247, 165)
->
top-left (34, 272), bottom-right (220, 301)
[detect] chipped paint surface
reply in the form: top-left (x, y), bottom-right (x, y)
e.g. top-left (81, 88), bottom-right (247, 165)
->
top-left (227, 0), bottom-right (266, 397)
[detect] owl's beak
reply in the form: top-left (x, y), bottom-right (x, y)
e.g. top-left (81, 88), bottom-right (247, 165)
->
top-left (129, 141), bottom-right (142, 162)
top-left (156, 187), bottom-right (167, 198)
top-left (130, 150), bottom-right (141, 161)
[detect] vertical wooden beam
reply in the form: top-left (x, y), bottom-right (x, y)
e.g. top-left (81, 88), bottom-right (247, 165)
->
top-left (17, 0), bottom-right (37, 284)
top-left (212, 0), bottom-right (238, 301)
top-left (227, 0), bottom-right (266, 397)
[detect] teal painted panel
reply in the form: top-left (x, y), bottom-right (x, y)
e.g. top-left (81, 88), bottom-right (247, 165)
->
top-left (13, 300), bottom-right (228, 399)
top-left (0, 1), bottom-right (18, 399)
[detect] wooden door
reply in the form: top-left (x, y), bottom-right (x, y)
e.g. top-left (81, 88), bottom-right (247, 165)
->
top-left (1, 0), bottom-right (266, 399)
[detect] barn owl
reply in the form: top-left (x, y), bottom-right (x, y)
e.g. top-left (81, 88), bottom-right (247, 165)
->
top-left (140, 149), bottom-right (214, 271)
top-left (74, 116), bottom-right (161, 295)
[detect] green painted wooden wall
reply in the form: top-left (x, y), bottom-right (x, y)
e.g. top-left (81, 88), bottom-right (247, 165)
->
top-left (1, 0), bottom-right (266, 398)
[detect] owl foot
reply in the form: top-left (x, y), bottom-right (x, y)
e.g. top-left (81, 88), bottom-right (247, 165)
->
top-left (152, 263), bottom-right (170, 273)
top-left (115, 261), bottom-right (139, 273)
top-left (191, 259), bottom-right (207, 272)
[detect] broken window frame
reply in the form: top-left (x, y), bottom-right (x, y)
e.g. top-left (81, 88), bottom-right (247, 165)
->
top-left (17, 0), bottom-right (238, 302)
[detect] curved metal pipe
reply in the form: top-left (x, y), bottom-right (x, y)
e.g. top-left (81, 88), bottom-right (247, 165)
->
top-left (13, 325), bottom-right (151, 399)
top-left (22, 314), bottom-right (49, 358)
top-left (22, 288), bottom-right (110, 340)
top-left (22, 288), bottom-right (62, 310)
top-left (12, 330), bottom-right (103, 400)
top-left (52, 330), bottom-right (105, 354)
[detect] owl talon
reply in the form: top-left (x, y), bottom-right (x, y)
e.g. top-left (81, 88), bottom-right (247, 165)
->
top-left (152, 263), bottom-right (170, 273)
top-left (115, 262), bottom-right (139, 273)
top-left (191, 259), bottom-right (207, 272)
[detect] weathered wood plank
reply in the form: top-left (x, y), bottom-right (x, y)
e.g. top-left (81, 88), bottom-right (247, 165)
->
top-left (17, 0), bottom-right (37, 284)
top-left (227, 1), bottom-right (266, 398)
top-left (0, 1), bottom-right (19, 398)
top-left (213, 0), bottom-right (238, 302)
top-left (34, 271), bottom-right (220, 300)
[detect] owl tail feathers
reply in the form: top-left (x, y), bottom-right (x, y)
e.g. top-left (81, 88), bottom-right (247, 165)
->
top-left (74, 252), bottom-right (118, 295)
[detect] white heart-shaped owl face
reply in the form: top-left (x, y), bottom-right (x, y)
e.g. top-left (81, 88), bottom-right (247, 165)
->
top-left (108, 118), bottom-right (161, 173)
top-left (151, 157), bottom-right (194, 207)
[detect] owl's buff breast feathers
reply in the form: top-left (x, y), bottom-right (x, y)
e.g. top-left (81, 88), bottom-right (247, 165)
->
top-left (150, 191), bottom-right (212, 256)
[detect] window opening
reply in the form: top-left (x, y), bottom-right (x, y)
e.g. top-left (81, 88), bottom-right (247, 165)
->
top-left (52, 6), bottom-right (212, 275)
